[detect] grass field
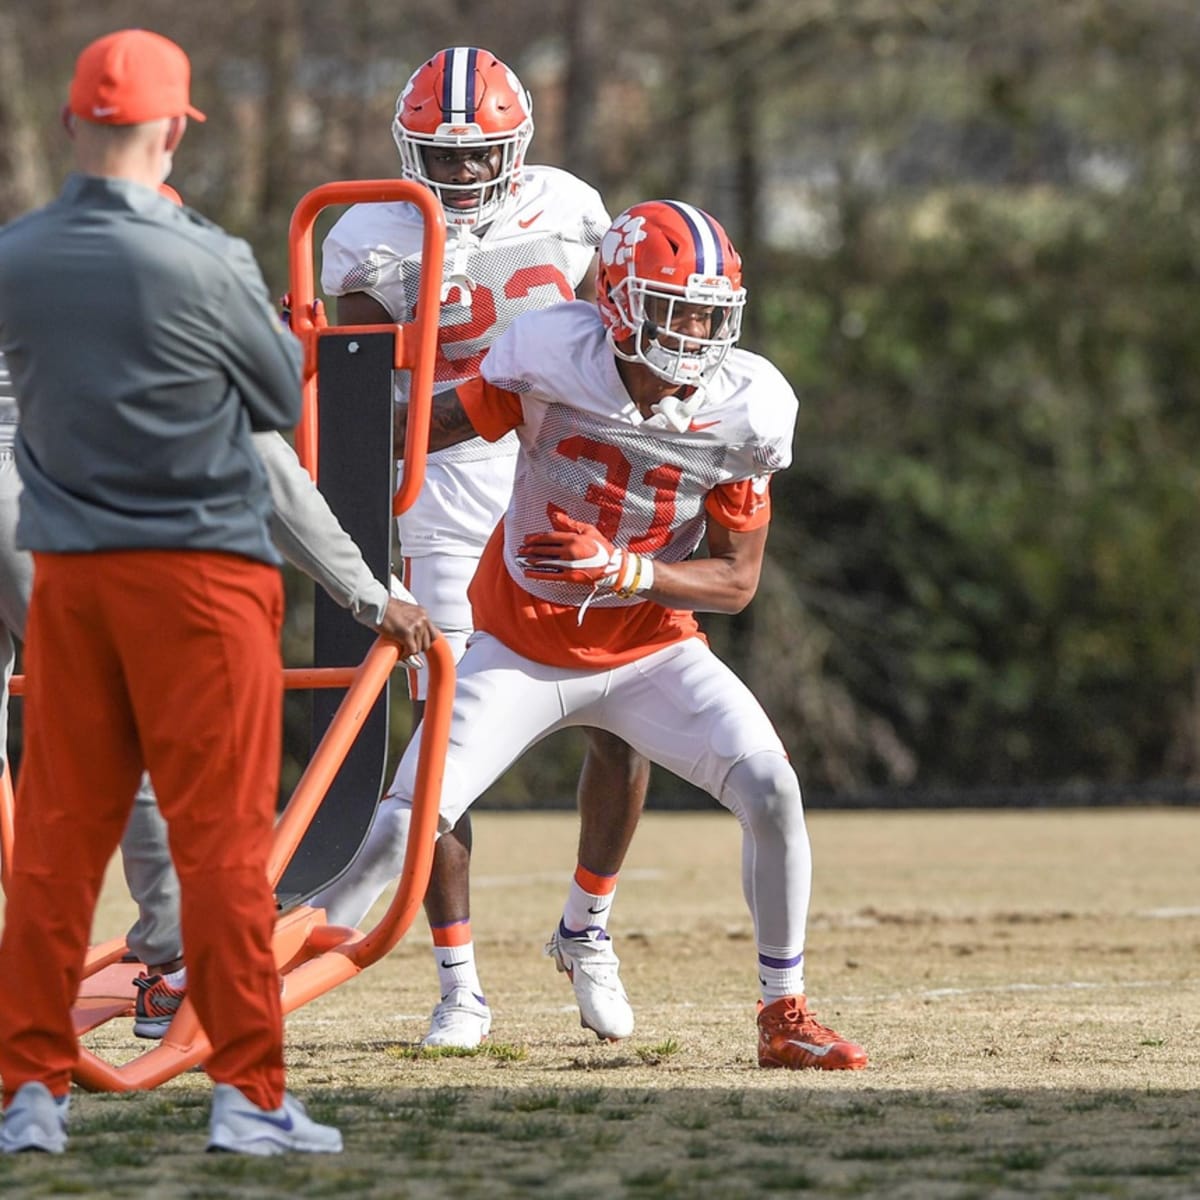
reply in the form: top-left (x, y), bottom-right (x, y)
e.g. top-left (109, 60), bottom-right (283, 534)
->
top-left (1, 807), bottom-right (1197, 1198)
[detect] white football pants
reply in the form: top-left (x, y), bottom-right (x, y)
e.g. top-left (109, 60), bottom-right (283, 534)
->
top-left (314, 632), bottom-right (813, 952)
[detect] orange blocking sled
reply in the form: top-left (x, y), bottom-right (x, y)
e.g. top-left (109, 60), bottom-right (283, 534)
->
top-left (0, 179), bottom-right (450, 1091)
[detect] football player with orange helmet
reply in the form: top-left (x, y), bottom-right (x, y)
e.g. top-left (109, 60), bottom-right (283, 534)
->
top-left (316, 48), bottom-right (650, 1052)
top-left (325, 200), bottom-right (869, 1072)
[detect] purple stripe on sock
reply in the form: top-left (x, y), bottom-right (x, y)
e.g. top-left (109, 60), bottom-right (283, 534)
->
top-left (559, 919), bottom-right (610, 941)
top-left (430, 918), bottom-right (470, 932)
top-left (758, 952), bottom-right (804, 970)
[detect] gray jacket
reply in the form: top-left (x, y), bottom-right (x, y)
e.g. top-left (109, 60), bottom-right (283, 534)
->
top-left (0, 173), bottom-right (299, 564)
top-left (0, 345), bottom-right (388, 627)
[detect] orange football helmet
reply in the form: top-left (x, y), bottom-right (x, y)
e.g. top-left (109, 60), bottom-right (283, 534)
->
top-left (392, 46), bottom-right (534, 228)
top-left (596, 200), bottom-right (746, 386)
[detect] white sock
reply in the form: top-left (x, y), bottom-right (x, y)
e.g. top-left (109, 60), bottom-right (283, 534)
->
top-left (757, 947), bottom-right (805, 1004)
top-left (561, 864), bottom-right (618, 939)
top-left (431, 926), bottom-right (484, 1001)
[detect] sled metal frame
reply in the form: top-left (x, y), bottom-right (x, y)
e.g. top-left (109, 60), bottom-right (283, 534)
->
top-left (0, 179), bottom-right (449, 1091)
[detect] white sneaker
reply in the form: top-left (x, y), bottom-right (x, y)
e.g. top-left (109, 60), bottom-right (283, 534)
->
top-left (545, 925), bottom-right (634, 1041)
top-left (421, 986), bottom-right (492, 1048)
top-left (206, 1084), bottom-right (343, 1155)
top-left (0, 1081), bottom-right (69, 1154)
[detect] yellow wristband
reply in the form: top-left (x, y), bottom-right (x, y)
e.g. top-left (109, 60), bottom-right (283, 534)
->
top-left (615, 552), bottom-right (642, 599)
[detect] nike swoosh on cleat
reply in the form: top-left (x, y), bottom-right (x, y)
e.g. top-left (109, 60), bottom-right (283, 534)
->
top-left (244, 1110), bottom-right (296, 1132)
top-left (517, 210), bottom-right (544, 228)
top-left (688, 419), bottom-right (721, 431)
top-left (783, 1039), bottom-right (839, 1057)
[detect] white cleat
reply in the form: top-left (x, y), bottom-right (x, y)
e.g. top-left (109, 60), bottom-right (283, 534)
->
top-left (421, 986), bottom-right (492, 1048)
top-left (206, 1084), bottom-right (343, 1155)
top-left (545, 925), bottom-right (635, 1042)
top-left (0, 1082), bottom-right (69, 1154)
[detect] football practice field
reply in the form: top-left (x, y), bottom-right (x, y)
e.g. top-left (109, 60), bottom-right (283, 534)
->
top-left (1, 807), bottom-right (1197, 1198)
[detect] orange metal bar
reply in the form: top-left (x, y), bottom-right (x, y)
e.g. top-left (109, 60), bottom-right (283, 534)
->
top-left (286, 179), bottom-right (445, 488)
top-left (282, 666), bottom-right (358, 690)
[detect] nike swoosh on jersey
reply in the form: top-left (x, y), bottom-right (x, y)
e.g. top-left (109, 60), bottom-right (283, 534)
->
top-left (688, 419), bottom-right (721, 431)
top-left (517, 210), bottom-right (544, 229)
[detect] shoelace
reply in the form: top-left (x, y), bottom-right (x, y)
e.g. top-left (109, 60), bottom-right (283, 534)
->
top-left (767, 1002), bottom-right (838, 1043)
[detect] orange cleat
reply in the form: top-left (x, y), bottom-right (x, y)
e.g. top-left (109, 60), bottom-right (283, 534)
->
top-left (757, 995), bottom-right (868, 1070)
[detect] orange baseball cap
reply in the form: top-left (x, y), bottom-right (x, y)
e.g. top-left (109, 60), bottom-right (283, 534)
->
top-left (68, 29), bottom-right (206, 125)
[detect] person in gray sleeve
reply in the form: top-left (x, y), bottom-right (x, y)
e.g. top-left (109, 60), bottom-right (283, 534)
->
top-left (0, 29), bottom-right (431, 1155)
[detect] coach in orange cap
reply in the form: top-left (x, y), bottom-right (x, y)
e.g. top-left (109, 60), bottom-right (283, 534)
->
top-left (0, 30), bottom-right (342, 1154)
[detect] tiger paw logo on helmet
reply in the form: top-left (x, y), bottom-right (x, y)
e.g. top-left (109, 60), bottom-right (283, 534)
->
top-left (600, 213), bottom-right (648, 272)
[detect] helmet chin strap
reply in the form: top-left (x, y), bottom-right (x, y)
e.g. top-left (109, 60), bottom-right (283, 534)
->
top-left (607, 327), bottom-right (711, 429)
top-left (441, 227), bottom-right (477, 305)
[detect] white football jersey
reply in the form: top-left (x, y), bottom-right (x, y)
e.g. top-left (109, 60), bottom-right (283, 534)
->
top-left (481, 302), bottom-right (798, 611)
top-left (322, 166), bottom-right (610, 467)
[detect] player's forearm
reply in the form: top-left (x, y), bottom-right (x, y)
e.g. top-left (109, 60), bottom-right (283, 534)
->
top-left (393, 389), bottom-right (478, 458)
top-left (638, 555), bottom-right (762, 615)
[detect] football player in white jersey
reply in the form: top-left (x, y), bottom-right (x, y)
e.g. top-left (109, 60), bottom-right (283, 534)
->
top-left (314, 48), bottom-right (652, 1049)
top-left (326, 200), bottom-right (869, 1071)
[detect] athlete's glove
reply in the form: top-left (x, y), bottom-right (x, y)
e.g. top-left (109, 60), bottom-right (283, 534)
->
top-left (517, 511), bottom-right (653, 600)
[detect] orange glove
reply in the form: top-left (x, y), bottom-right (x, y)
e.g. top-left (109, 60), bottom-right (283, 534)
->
top-left (517, 512), bottom-right (632, 586)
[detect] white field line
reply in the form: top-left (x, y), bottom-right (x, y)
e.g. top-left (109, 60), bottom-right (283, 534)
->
top-left (295, 977), bottom-right (1200, 1028)
top-left (339, 979), bottom-right (1200, 1026)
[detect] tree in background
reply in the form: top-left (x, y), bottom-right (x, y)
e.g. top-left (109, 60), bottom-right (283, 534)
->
top-left (2, 0), bottom-right (1199, 801)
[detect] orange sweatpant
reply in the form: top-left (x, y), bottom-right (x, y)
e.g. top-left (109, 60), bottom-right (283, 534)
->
top-left (0, 549), bottom-right (286, 1109)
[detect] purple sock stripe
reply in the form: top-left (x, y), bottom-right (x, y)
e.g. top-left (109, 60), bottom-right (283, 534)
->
top-left (758, 952), bottom-right (804, 970)
top-left (559, 919), bottom-right (610, 941)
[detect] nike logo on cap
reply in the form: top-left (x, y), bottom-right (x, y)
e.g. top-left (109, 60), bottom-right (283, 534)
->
top-left (92, 105), bottom-right (120, 117)
top-left (518, 210), bottom-right (544, 229)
